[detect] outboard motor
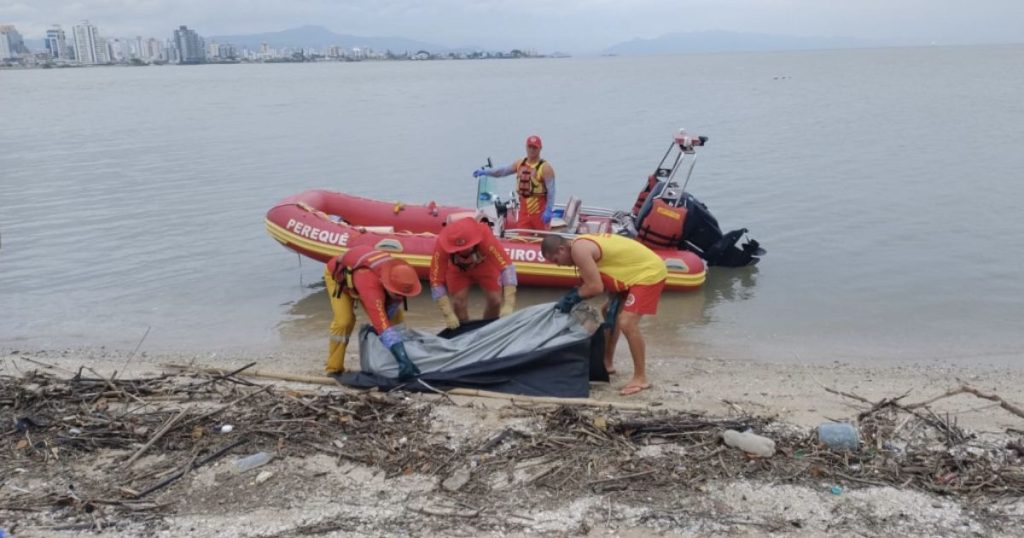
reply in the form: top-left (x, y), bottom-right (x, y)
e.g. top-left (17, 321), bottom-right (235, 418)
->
top-left (631, 130), bottom-right (764, 267)
top-left (678, 193), bottom-right (763, 267)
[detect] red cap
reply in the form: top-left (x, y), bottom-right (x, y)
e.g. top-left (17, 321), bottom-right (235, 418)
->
top-left (526, 135), bottom-right (542, 149)
top-left (379, 260), bottom-right (422, 297)
top-left (439, 217), bottom-right (485, 253)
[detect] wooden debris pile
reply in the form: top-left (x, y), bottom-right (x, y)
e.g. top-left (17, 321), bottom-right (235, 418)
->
top-left (2, 367), bottom-right (1023, 533)
top-left (0, 366), bottom-right (448, 529)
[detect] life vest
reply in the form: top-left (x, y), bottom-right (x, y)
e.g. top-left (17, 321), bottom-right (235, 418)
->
top-left (333, 247), bottom-right (393, 299)
top-left (637, 199), bottom-right (687, 249)
top-left (632, 175), bottom-right (660, 216)
top-left (516, 158), bottom-right (547, 198)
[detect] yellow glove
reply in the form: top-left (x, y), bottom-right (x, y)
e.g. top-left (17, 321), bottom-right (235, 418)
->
top-left (499, 285), bottom-right (517, 317)
top-left (436, 295), bottom-right (461, 329)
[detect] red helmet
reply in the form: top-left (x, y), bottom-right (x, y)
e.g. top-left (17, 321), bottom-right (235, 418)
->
top-left (379, 260), bottom-right (422, 297)
top-left (439, 217), bottom-right (484, 254)
top-left (526, 135), bottom-right (542, 149)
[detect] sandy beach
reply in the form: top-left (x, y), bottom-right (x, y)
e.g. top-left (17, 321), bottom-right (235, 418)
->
top-left (3, 344), bottom-right (1023, 537)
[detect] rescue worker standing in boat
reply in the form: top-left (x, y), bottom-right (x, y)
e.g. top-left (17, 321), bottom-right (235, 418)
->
top-left (323, 245), bottom-right (422, 380)
top-left (430, 217), bottom-right (518, 329)
top-left (540, 233), bottom-right (667, 396)
top-left (474, 135), bottom-right (555, 231)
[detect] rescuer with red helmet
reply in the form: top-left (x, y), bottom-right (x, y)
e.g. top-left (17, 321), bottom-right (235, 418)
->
top-left (324, 245), bottom-right (422, 380)
top-left (430, 216), bottom-right (518, 329)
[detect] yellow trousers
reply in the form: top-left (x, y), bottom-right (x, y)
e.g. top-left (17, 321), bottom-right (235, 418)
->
top-left (324, 269), bottom-right (404, 374)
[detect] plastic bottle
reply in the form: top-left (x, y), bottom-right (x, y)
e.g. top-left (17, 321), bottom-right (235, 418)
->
top-left (818, 422), bottom-right (860, 452)
top-left (722, 429), bottom-right (775, 457)
top-left (233, 451), bottom-right (274, 473)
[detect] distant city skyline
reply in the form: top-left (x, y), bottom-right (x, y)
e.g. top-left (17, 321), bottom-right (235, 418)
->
top-left (0, 20), bottom-right (545, 67)
top-left (4, 0), bottom-right (1024, 53)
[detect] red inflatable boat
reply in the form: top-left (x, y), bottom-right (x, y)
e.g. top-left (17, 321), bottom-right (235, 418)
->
top-left (265, 189), bottom-right (707, 291)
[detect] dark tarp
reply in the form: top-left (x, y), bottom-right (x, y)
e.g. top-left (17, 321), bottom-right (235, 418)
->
top-left (336, 304), bottom-right (608, 397)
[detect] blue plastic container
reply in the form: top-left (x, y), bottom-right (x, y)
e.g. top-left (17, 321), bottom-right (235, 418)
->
top-left (818, 422), bottom-right (860, 452)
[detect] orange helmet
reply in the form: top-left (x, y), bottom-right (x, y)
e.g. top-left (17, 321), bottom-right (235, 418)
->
top-left (526, 135), bottom-right (542, 149)
top-left (379, 260), bottom-right (422, 297)
top-left (439, 217), bottom-right (484, 254)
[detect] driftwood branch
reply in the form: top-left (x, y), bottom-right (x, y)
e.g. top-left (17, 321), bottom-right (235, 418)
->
top-left (164, 364), bottom-right (652, 410)
top-left (179, 385), bottom-right (273, 428)
top-left (134, 438), bottom-right (248, 499)
top-left (822, 386), bottom-right (873, 405)
top-left (905, 385), bottom-right (1024, 420)
top-left (123, 407), bottom-right (188, 469)
top-left (86, 366), bottom-right (147, 406)
top-left (823, 382), bottom-right (1024, 423)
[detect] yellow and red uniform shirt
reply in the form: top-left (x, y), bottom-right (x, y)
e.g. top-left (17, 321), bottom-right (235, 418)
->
top-left (573, 233), bottom-right (667, 293)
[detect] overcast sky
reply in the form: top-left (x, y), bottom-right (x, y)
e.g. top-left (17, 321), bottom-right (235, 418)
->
top-left (4, 0), bottom-right (1023, 52)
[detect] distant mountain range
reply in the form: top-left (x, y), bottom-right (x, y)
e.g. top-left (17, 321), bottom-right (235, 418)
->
top-left (603, 31), bottom-right (880, 55)
top-left (208, 25), bottom-right (452, 53)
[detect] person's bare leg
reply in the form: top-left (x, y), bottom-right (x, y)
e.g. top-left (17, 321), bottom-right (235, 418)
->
top-left (482, 289), bottom-right (501, 319)
top-left (617, 311), bottom-right (650, 395)
top-left (452, 288), bottom-right (470, 321)
top-left (604, 326), bottom-right (620, 374)
top-left (601, 298), bottom-right (619, 374)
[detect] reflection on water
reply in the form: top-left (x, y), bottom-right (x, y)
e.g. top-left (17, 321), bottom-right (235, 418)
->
top-left (276, 282), bottom-right (330, 342)
top-left (644, 266), bottom-right (759, 356)
top-left (703, 266), bottom-right (759, 305)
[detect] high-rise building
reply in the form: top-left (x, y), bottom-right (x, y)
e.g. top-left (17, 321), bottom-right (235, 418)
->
top-left (145, 38), bottom-right (163, 61)
top-left (219, 43), bottom-right (237, 60)
top-left (165, 38), bottom-right (179, 63)
top-left (72, 21), bottom-right (101, 65)
top-left (95, 36), bottom-right (110, 63)
top-left (0, 24), bottom-right (27, 60)
top-left (173, 25), bottom-right (205, 64)
top-left (0, 31), bottom-right (11, 60)
top-left (45, 26), bottom-right (68, 60)
top-left (131, 36), bottom-right (144, 59)
top-left (107, 38), bottom-right (129, 62)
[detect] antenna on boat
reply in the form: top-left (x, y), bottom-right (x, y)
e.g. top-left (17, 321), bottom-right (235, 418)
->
top-left (673, 128), bottom-right (708, 196)
top-left (679, 155), bottom-right (699, 194)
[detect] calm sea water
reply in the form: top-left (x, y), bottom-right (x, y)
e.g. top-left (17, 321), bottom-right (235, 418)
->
top-left (2, 45), bottom-right (1023, 366)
